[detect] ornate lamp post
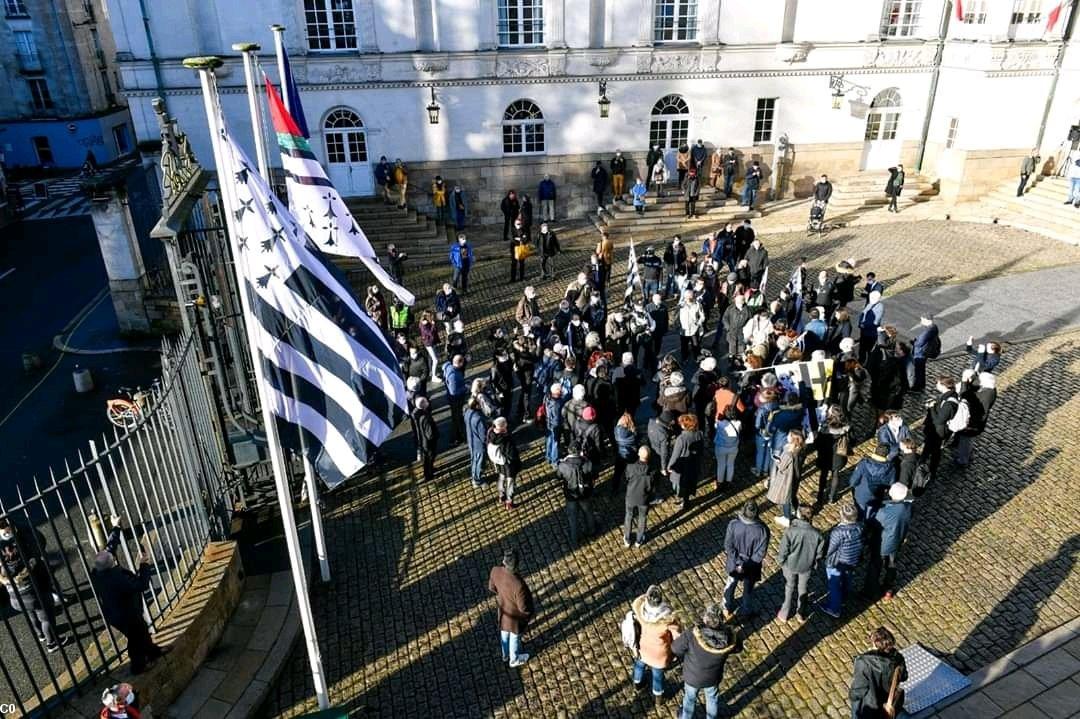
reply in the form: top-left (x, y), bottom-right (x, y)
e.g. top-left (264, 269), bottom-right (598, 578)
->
top-left (426, 86), bottom-right (441, 125)
top-left (598, 80), bottom-right (611, 118)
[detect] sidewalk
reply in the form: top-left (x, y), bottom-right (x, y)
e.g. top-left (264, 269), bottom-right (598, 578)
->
top-left (914, 616), bottom-right (1080, 719)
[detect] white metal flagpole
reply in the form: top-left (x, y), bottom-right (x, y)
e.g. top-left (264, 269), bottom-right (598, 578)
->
top-left (234, 43), bottom-right (271, 182)
top-left (183, 55), bottom-right (331, 710)
top-left (270, 24), bottom-right (290, 114)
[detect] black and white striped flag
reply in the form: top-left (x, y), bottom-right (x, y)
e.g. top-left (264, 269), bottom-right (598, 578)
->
top-left (625, 240), bottom-right (641, 302)
top-left (217, 127), bottom-right (407, 488)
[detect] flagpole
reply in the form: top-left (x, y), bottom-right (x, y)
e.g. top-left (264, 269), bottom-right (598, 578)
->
top-left (270, 24), bottom-right (290, 114)
top-left (183, 56), bottom-right (331, 710)
top-left (235, 42), bottom-right (331, 583)
top-left (234, 43), bottom-right (272, 182)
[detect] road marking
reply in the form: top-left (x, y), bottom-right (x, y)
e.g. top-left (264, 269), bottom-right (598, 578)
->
top-left (0, 268), bottom-right (14, 281)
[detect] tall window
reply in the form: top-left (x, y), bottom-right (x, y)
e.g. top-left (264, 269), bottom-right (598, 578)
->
top-left (753, 98), bottom-right (776, 143)
top-left (649, 95), bottom-right (690, 150)
top-left (305, 0), bottom-right (357, 51)
top-left (323, 108), bottom-right (367, 164)
top-left (880, 0), bottom-right (922, 36)
top-left (497, 0), bottom-right (544, 47)
top-left (865, 89), bottom-right (902, 141)
top-left (945, 117), bottom-right (959, 149)
top-left (1011, 0), bottom-right (1042, 24)
top-left (14, 30), bottom-right (38, 67)
top-left (654, 0), bottom-right (698, 43)
top-left (960, 0), bottom-right (988, 23)
top-left (502, 100), bottom-right (544, 155)
top-left (28, 78), bottom-right (53, 111)
top-left (4, 0), bottom-right (29, 16)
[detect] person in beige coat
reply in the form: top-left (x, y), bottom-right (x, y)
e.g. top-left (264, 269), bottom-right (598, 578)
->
top-left (631, 584), bottom-right (682, 705)
top-left (766, 430), bottom-right (805, 528)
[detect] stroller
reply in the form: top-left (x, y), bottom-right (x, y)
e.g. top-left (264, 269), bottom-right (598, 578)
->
top-left (807, 199), bottom-right (828, 234)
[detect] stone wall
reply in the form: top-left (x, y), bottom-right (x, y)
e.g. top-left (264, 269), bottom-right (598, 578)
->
top-left (923, 144), bottom-right (1031, 204)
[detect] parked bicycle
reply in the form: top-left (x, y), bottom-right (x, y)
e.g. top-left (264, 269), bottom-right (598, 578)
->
top-left (105, 380), bottom-right (165, 430)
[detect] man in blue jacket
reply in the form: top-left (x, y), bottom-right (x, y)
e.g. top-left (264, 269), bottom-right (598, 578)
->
top-left (722, 501), bottom-right (770, 620)
top-left (848, 444), bottom-right (895, 520)
top-left (537, 174), bottom-right (557, 222)
top-left (442, 354), bottom-right (468, 446)
top-left (449, 235), bottom-right (474, 293)
top-left (864, 483), bottom-right (913, 601)
top-left (910, 314), bottom-right (940, 391)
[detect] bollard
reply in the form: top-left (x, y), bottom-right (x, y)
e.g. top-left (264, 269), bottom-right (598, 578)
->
top-left (73, 365), bottom-right (94, 393)
top-left (88, 511), bottom-right (108, 549)
top-left (22, 352), bottom-right (42, 372)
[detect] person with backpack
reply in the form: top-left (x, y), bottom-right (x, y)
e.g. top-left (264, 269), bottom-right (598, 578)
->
top-left (722, 501), bottom-right (770, 620)
top-left (487, 417), bottom-right (521, 509)
top-left (558, 442), bottom-right (595, 546)
top-left (910, 314), bottom-right (940, 391)
top-left (921, 374), bottom-right (959, 482)
top-left (630, 584), bottom-right (682, 708)
top-left (672, 603), bottom-right (736, 719)
top-left (850, 627), bottom-right (908, 719)
top-left (819, 503), bottom-right (864, 619)
top-left (953, 370), bottom-right (997, 467)
top-left (623, 446), bottom-right (655, 547)
top-left (864, 483), bottom-right (914, 601)
top-left (488, 548), bottom-right (534, 667)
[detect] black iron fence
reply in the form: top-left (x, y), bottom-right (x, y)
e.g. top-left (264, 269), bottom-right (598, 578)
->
top-left (0, 333), bottom-right (234, 716)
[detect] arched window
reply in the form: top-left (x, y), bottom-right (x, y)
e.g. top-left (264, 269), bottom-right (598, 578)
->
top-left (502, 100), bottom-right (544, 154)
top-left (649, 94), bottom-right (690, 150)
top-left (323, 108), bottom-right (367, 165)
top-left (865, 89), bottom-right (902, 141)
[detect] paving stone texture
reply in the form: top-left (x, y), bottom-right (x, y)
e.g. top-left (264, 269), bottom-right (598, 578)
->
top-left (260, 219), bottom-right (1080, 718)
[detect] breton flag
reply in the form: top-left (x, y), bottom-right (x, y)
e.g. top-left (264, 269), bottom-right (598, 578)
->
top-left (625, 239), bottom-right (642, 302)
top-left (263, 77), bottom-right (415, 306)
top-left (1046, 1), bottom-right (1073, 32)
top-left (216, 123), bottom-right (407, 488)
top-left (774, 359), bottom-right (834, 402)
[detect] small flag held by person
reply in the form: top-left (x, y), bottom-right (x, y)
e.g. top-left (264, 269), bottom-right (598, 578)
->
top-left (215, 120), bottom-right (407, 488)
top-left (625, 239), bottom-right (642, 301)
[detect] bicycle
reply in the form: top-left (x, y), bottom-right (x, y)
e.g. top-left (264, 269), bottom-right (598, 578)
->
top-left (105, 380), bottom-right (163, 430)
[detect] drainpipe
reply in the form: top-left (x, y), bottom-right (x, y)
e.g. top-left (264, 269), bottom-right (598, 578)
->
top-left (1035, 3), bottom-right (1078, 151)
top-left (137, 0), bottom-right (168, 112)
top-left (915, 0), bottom-right (952, 172)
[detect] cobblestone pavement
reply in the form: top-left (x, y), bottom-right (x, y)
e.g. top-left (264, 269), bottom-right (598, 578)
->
top-left (261, 221), bottom-right (1080, 718)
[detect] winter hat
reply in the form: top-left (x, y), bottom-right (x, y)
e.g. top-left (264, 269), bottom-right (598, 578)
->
top-left (889, 482), bottom-right (909, 501)
top-left (582, 406), bottom-right (597, 421)
top-left (700, 357), bottom-right (717, 372)
top-left (839, 337), bottom-right (856, 354)
top-left (572, 384), bottom-right (586, 401)
top-left (550, 383), bottom-right (563, 395)
top-left (727, 272), bottom-right (738, 284)
top-left (414, 396), bottom-right (429, 410)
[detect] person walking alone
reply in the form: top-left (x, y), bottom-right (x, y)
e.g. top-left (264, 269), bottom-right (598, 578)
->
top-left (591, 160), bottom-right (609, 212)
top-left (413, 396), bottom-right (439, 482)
top-left (488, 549), bottom-right (534, 667)
top-left (1018, 149), bottom-right (1039, 197)
top-left (884, 166), bottom-right (903, 213)
top-left (538, 222), bottom-right (561, 280)
top-left (850, 626), bottom-right (907, 719)
top-left (538, 174), bottom-right (557, 221)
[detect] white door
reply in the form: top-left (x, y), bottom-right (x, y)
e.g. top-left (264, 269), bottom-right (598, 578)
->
top-left (323, 108), bottom-right (374, 197)
top-left (649, 95), bottom-right (690, 177)
top-left (860, 89), bottom-right (903, 170)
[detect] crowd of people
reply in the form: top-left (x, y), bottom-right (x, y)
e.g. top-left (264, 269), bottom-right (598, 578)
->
top-left (372, 192), bottom-right (1005, 716)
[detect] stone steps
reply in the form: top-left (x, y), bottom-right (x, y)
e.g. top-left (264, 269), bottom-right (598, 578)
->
top-left (954, 175), bottom-right (1080, 247)
top-left (828, 172), bottom-right (938, 211)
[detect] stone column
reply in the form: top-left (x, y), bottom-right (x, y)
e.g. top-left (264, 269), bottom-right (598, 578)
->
top-left (634, 0), bottom-right (654, 46)
top-left (355, 0), bottom-right (380, 53)
top-left (89, 187), bottom-right (151, 334)
top-left (699, 0), bottom-right (721, 44)
top-left (478, 0), bottom-right (498, 50)
top-left (545, 0), bottom-right (567, 48)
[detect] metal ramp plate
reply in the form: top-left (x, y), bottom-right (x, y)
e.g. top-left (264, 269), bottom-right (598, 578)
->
top-left (899, 644), bottom-right (971, 714)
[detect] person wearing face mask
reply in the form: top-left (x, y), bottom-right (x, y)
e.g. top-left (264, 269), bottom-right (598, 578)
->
top-left (510, 219), bottom-right (529, 283)
top-left (435, 282), bottom-right (462, 335)
top-left (449, 235), bottom-right (474, 293)
top-left (538, 222), bottom-right (561, 280)
top-left (537, 174), bottom-right (557, 222)
top-left (101, 683), bottom-right (140, 719)
top-left (515, 286), bottom-right (541, 329)
top-left (431, 175), bottom-right (448, 226)
top-left (500, 190), bottom-right (520, 242)
top-left (451, 185), bottom-right (468, 231)
top-left (721, 148), bottom-right (739, 199)
top-left (91, 517), bottom-right (166, 674)
top-left (404, 342), bottom-right (430, 393)
top-left (588, 252), bottom-right (608, 309)
top-left (610, 150), bottom-right (627, 202)
top-left (566, 314), bottom-right (589, 381)
top-left (413, 396), bottom-right (439, 482)
top-left (722, 294), bottom-right (751, 360)
top-left (690, 138), bottom-right (708, 172)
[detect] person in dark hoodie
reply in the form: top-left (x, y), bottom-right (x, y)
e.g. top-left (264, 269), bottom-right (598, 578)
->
top-left (500, 190), bottom-right (519, 242)
top-left (850, 626), bottom-right (907, 719)
top-left (815, 407), bottom-right (851, 507)
top-left (864, 483), bottom-right (914, 601)
top-left (895, 438), bottom-right (919, 489)
top-left (722, 501), bottom-right (770, 620)
top-left (775, 506), bottom-right (826, 623)
top-left (648, 410), bottom-right (675, 493)
top-left (413, 396), bottom-right (439, 482)
top-left (558, 442), bottom-right (595, 546)
top-left (848, 444), bottom-right (895, 520)
top-left (672, 602), bottom-right (736, 719)
top-left (623, 446), bottom-right (655, 547)
top-left (487, 417), bottom-right (522, 509)
top-left (954, 371), bottom-right (997, 467)
top-left (667, 413), bottom-right (705, 510)
top-left (921, 374), bottom-right (959, 481)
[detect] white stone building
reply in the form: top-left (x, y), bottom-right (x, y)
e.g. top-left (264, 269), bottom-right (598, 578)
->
top-left (104, 0), bottom-right (1079, 221)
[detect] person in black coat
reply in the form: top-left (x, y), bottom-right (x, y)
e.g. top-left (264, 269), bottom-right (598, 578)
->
top-left (558, 443), bottom-right (595, 546)
top-left (921, 374), bottom-right (958, 481)
top-left (623, 447), bottom-right (654, 547)
top-left (414, 396), bottom-right (439, 482)
top-left (850, 626), bottom-right (907, 719)
top-left (590, 161), bottom-right (609, 211)
top-left (672, 603), bottom-right (736, 718)
top-left (500, 190), bottom-right (520, 242)
top-left (90, 518), bottom-right (165, 674)
top-left (733, 220), bottom-right (755, 262)
top-left (722, 501), bottom-right (770, 620)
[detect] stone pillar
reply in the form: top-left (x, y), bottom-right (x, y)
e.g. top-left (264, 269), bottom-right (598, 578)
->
top-left (546, 0), bottom-right (567, 48)
top-left (700, 0), bottom-right (721, 45)
top-left (89, 188), bottom-right (151, 334)
top-left (634, 0), bottom-right (654, 46)
top-left (355, 0), bottom-right (380, 53)
top-left (478, 0), bottom-right (498, 50)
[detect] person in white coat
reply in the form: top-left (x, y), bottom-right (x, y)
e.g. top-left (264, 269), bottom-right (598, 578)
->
top-left (678, 289), bottom-right (706, 362)
top-left (742, 308), bottom-right (775, 351)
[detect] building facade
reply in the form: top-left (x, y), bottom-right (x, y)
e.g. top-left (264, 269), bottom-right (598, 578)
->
top-left (0, 0), bottom-right (133, 169)
top-left (105, 0), bottom-right (1078, 221)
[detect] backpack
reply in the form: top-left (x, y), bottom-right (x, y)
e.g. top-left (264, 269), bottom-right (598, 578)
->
top-left (619, 609), bottom-right (641, 655)
top-left (947, 397), bottom-right (970, 434)
top-left (925, 333), bottom-right (942, 360)
top-left (487, 440), bottom-right (506, 466)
